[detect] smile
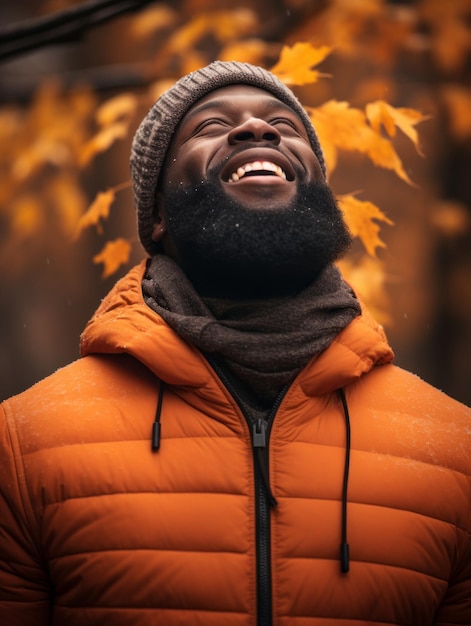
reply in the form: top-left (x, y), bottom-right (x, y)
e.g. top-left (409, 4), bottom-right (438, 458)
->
top-left (227, 161), bottom-right (287, 183)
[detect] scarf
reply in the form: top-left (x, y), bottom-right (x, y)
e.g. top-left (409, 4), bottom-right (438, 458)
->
top-left (142, 255), bottom-right (361, 411)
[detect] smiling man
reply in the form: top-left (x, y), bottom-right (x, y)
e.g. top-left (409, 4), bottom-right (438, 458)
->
top-left (1, 61), bottom-right (470, 626)
top-left (150, 84), bottom-right (351, 299)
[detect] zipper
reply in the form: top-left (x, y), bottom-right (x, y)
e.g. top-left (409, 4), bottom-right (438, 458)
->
top-left (207, 356), bottom-right (288, 626)
top-left (254, 389), bottom-right (288, 626)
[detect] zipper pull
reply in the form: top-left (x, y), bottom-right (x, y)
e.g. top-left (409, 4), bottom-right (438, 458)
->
top-left (252, 418), bottom-right (278, 508)
top-left (253, 418), bottom-right (268, 448)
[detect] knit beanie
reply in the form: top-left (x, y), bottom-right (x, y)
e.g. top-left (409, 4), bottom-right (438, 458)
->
top-left (130, 60), bottom-right (326, 256)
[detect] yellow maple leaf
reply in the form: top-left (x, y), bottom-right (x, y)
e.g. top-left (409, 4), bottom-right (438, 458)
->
top-left (365, 100), bottom-right (429, 155)
top-left (270, 43), bottom-right (332, 85)
top-left (308, 100), bottom-right (372, 175)
top-left (93, 238), bottom-right (132, 278)
top-left (74, 189), bottom-right (115, 239)
top-left (338, 194), bottom-right (393, 256)
top-left (337, 256), bottom-right (392, 327)
top-left (166, 10), bottom-right (257, 53)
top-left (364, 133), bottom-right (414, 185)
top-left (47, 175), bottom-right (88, 237)
top-left (209, 9), bottom-right (257, 42)
top-left (79, 122), bottom-right (128, 166)
top-left (309, 100), bottom-right (415, 184)
top-left (219, 39), bottom-right (278, 66)
top-left (10, 195), bottom-right (43, 239)
top-left (96, 94), bottom-right (138, 128)
top-left (131, 5), bottom-right (177, 38)
top-left (441, 85), bottom-right (471, 140)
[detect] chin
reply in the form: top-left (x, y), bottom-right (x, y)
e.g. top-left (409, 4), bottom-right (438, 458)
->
top-left (163, 178), bottom-right (352, 298)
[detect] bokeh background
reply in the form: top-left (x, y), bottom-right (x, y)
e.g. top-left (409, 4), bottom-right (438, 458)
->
top-left (1, 0), bottom-right (470, 405)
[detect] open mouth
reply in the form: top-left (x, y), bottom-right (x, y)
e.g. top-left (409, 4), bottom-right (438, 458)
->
top-left (227, 160), bottom-right (288, 183)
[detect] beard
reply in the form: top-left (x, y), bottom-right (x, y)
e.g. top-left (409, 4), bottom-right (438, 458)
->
top-left (161, 177), bottom-right (352, 298)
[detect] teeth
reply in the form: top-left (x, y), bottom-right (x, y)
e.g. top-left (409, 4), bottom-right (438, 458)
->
top-left (227, 160), bottom-right (287, 183)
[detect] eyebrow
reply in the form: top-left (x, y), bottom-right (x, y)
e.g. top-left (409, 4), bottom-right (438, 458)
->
top-left (184, 96), bottom-right (300, 121)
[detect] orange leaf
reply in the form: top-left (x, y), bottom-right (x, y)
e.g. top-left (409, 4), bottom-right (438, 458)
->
top-left (309, 100), bottom-right (416, 184)
top-left (96, 94), bottom-right (138, 127)
top-left (79, 122), bottom-right (128, 166)
top-left (366, 100), bottom-right (429, 155)
top-left (270, 43), bottom-right (332, 85)
top-left (10, 195), bottom-right (43, 239)
top-left (166, 10), bottom-right (256, 53)
top-left (364, 134), bottom-right (415, 186)
top-left (131, 5), bottom-right (177, 38)
top-left (308, 100), bottom-right (369, 175)
top-left (93, 238), bottom-right (132, 278)
top-left (47, 175), bottom-right (88, 237)
top-left (219, 39), bottom-right (278, 66)
top-left (441, 85), bottom-right (471, 140)
top-left (337, 256), bottom-right (392, 327)
top-left (338, 194), bottom-right (393, 256)
top-left (74, 189), bottom-right (115, 239)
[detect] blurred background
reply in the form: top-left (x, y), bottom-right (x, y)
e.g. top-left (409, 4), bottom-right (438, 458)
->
top-left (1, 0), bottom-right (470, 405)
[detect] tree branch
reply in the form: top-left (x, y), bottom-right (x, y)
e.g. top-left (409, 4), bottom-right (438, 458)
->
top-left (0, 0), bottom-right (158, 61)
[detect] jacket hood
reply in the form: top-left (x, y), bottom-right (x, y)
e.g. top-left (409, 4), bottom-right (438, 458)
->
top-left (80, 262), bottom-right (394, 396)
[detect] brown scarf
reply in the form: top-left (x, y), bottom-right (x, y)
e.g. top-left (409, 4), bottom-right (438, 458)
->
top-left (142, 255), bottom-right (360, 411)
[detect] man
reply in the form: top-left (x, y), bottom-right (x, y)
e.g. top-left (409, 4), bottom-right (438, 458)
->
top-left (0, 61), bottom-right (470, 626)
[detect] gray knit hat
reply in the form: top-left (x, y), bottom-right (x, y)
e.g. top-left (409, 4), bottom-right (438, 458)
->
top-left (130, 60), bottom-right (326, 256)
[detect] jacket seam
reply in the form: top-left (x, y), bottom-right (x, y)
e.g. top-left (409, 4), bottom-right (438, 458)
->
top-left (2, 402), bottom-right (38, 538)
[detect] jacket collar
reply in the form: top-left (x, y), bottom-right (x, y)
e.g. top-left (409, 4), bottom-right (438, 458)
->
top-left (80, 261), bottom-right (394, 398)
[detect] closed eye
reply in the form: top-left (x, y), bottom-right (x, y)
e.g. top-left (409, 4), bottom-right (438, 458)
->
top-left (269, 117), bottom-right (306, 135)
top-left (193, 118), bottom-right (230, 134)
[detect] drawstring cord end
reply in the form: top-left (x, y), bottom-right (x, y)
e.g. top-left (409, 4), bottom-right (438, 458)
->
top-left (340, 542), bottom-right (350, 573)
top-left (152, 422), bottom-right (161, 451)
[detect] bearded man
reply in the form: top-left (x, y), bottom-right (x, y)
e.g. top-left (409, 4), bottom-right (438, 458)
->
top-left (1, 61), bottom-right (470, 626)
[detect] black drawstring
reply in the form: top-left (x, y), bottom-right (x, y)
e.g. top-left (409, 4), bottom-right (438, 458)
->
top-left (150, 380), bottom-right (351, 572)
top-left (152, 380), bottom-right (164, 452)
top-left (338, 387), bottom-right (351, 573)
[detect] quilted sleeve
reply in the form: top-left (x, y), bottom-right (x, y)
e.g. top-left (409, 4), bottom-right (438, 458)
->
top-left (0, 402), bottom-right (51, 626)
top-left (433, 522), bottom-right (471, 625)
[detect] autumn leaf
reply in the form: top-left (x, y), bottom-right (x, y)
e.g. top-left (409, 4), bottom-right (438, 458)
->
top-left (165, 10), bottom-right (257, 54)
top-left (308, 100), bottom-right (369, 174)
top-left (74, 189), bottom-right (115, 239)
top-left (130, 4), bottom-right (177, 38)
top-left (430, 199), bottom-right (471, 237)
top-left (96, 94), bottom-right (138, 128)
top-left (364, 133), bottom-right (415, 186)
top-left (338, 256), bottom-right (392, 326)
top-left (79, 122), bottom-right (129, 166)
top-left (93, 238), bottom-right (132, 278)
top-left (309, 100), bottom-right (415, 184)
top-left (10, 195), bottom-right (44, 239)
top-left (419, 0), bottom-right (471, 73)
top-left (47, 175), bottom-right (88, 237)
top-left (220, 39), bottom-right (279, 66)
top-left (441, 85), bottom-right (471, 140)
top-left (338, 194), bottom-right (393, 256)
top-left (270, 42), bottom-right (332, 85)
top-left (365, 100), bottom-right (429, 155)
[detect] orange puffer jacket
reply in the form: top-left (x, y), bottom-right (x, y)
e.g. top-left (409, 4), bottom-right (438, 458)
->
top-left (1, 261), bottom-right (470, 626)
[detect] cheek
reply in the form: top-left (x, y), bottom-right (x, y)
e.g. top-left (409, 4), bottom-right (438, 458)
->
top-left (163, 150), bottom-right (206, 188)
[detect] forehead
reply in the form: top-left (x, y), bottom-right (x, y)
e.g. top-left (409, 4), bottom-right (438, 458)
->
top-left (181, 84), bottom-right (300, 121)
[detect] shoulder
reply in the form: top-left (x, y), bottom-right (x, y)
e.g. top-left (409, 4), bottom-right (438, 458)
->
top-left (349, 362), bottom-right (471, 475)
top-left (1, 354), bottom-right (158, 453)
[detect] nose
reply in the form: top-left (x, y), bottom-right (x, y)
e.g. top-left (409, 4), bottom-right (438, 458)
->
top-left (228, 117), bottom-right (281, 145)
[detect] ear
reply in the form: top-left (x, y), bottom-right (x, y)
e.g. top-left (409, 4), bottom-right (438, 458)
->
top-left (151, 193), bottom-right (167, 243)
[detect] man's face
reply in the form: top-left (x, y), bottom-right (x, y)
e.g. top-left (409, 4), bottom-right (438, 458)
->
top-left (152, 85), bottom-right (351, 298)
top-left (158, 85), bottom-right (324, 211)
